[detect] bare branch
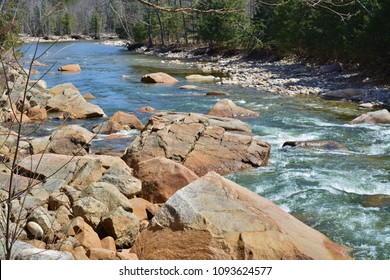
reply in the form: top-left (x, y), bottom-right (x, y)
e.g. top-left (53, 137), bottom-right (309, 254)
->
top-left (136, 0), bottom-right (245, 14)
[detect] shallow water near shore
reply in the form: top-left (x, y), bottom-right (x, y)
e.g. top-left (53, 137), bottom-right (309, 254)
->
top-left (21, 41), bottom-right (390, 260)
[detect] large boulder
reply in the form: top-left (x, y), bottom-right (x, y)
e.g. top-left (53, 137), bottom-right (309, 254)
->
top-left (123, 112), bottom-right (270, 176)
top-left (48, 83), bottom-right (79, 96)
top-left (48, 125), bottom-right (95, 156)
top-left (80, 182), bottom-right (133, 212)
top-left (16, 154), bottom-right (103, 188)
top-left (46, 88), bottom-right (105, 119)
top-left (208, 99), bottom-right (259, 118)
top-left (136, 157), bottom-right (199, 203)
top-left (321, 88), bottom-right (367, 100)
top-left (131, 172), bottom-right (351, 260)
top-left (0, 173), bottom-right (41, 195)
top-left (141, 72), bottom-right (178, 84)
top-left (350, 109), bottom-right (390, 124)
top-left (282, 140), bottom-right (349, 151)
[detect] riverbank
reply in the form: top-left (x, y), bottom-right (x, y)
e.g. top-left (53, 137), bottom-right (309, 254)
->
top-left (1, 41), bottom-right (389, 260)
top-left (131, 45), bottom-right (390, 108)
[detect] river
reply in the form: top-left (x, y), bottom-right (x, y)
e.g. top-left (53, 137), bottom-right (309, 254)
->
top-left (21, 41), bottom-right (390, 260)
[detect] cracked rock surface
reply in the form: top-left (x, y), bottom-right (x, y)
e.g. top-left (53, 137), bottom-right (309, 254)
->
top-left (123, 112), bottom-right (270, 176)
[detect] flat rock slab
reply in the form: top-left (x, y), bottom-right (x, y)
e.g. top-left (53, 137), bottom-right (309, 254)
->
top-left (131, 172), bottom-right (351, 260)
top-left (123, 112), bottom-right (270, 176)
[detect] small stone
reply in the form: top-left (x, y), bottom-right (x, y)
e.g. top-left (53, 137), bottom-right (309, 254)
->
top-left (26, 221), bottom-right (44, 238)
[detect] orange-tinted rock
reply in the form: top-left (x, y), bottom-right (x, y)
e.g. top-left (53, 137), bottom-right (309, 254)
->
top-left (68, 217), bottom-right (101, 250)
top-left (87, 248), bottom-right (118, 260)
top-left (136, 157), bottom-right (198, 203)
top-left (141, 72), bottom-right (178, 84)
top-left (58, 64), bottom-right (81, 72)
top-left (123, 112), bottom-right (270, 176)
top-left (101, 236), bottom-right (116, 251)
top-left (208, 99), bottom-right (259, 118)
top-left (109, 111), bottom-right (144, 130)
top-left (27, 106), bottom-right (47, 121)
top-left (138, 106), bottom-right (156, 113)
top-left (131, 172), bottom-right (351, 260)
top-left (129, 197), bottom-right (154, 221)
top-left (117, 249), bottom-right (139, 260)
top-left (92, 120), bottom-right (122, 134)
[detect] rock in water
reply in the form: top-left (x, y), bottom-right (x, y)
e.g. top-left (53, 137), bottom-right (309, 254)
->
top-left (58, 64), bottom-right (81, 72)
top-left (122, 112), bottom-right (270, 176)
top-left (206, 91), bottom-right (229, 96)
top-left (48, 124), bottom-right (95, 156)
top-left (208, 98), bottom-right (259, 118)
top-left (46, 88), bottom-right (105, 119)
top-left (282, 140), bottom-right (349, 151)
top-left (319, 62), bottom-right (342, 73)
top-left (185, 74), bottom-right (216, 82)
top-left (109, 111), bottom-right (144, 130)
top-left (350, 109), bottom-right (390, 124)
top-left (321, 88), bottom-right (367, 101)
top-left (130, 172), bottom-right (352, 260)
top-left (140, 72), bottom-right (178, 84)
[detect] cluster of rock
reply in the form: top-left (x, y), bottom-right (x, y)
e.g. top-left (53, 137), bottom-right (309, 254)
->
top-left (135, 46), bottom-right (389, 108)
top-left (0, 91), bottom-right (350, 260)
top-left (1, 117), bottom-right (352, 260)
top-left (2, 45), bottom-right (388, 260)
top-left (0, 62), bottom-right (363, 260)
top-left (0, 56), bottom-right (105, 123)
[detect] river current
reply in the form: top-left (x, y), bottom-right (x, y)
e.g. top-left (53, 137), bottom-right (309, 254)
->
top-left (21, 41), bottom-right (390, 260)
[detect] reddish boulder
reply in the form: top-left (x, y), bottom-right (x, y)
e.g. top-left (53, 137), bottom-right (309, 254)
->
top-left (131, 172), bottom-right (352, 260)
top-left (123, 112), bottom-right (270, 176)
top-left (208, 99), bottom-right (259, 118)
top-left (58, 64), bottom-right (81, 72)
top-left (141, 72), bottom-right (178, 84)
top-left (27, 106), bottom-right (47, 121)
top-left (136, 157), bottom-right (198, 203)
top-left (110, 111), bottom-right (144, 130)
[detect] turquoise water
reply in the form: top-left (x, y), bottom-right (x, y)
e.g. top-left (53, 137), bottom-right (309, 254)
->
top-left (21, 41), bottom-right (390, 259)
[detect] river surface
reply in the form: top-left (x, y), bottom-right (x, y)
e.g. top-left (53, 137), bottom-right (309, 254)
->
top-left (21, 41), bottom-right (390, 260)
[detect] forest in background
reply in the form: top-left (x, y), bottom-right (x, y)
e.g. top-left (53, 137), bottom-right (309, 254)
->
top-left (1, 0), bottom-right (389, 75)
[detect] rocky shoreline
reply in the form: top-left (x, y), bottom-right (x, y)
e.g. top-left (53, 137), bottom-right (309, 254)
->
top-left (1, 45), bottom-right (389, 260)
top-left (133, 45), bottom-right (390, 109)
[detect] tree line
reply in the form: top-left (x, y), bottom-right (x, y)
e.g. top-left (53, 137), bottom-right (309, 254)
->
top-left (1, 0), bottom-right (389, 72)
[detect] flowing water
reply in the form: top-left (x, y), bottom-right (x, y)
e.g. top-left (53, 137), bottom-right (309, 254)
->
top-left (21, 41), bottom-right (390, 260)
